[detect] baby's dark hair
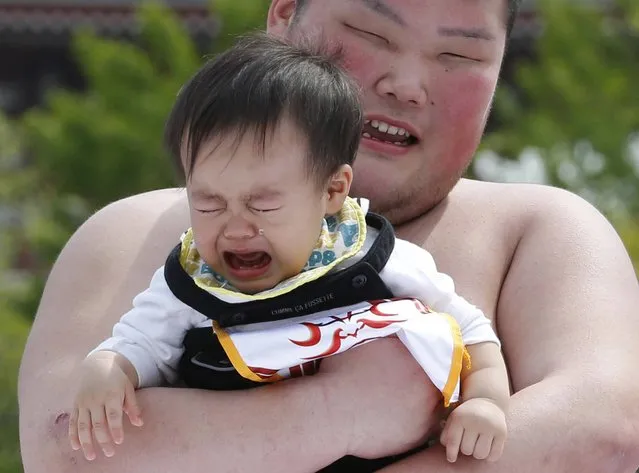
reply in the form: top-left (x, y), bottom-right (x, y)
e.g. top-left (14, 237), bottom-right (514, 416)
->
top-left (164, 32), bottom-right (363, 186)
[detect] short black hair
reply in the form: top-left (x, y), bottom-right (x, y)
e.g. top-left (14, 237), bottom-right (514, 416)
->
top-left (295, 0), bottom-right (523, 39)
top-left (164, 32), bottom-right (363, 186)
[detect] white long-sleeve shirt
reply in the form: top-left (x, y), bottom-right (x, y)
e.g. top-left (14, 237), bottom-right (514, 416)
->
top-left (92, 229), bottom-right (499, 391)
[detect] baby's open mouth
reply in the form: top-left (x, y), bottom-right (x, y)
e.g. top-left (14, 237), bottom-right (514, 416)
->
top-left (224, 251), bottom-right (272, 271)
top-left (362, 119), bottom-right (419, 147)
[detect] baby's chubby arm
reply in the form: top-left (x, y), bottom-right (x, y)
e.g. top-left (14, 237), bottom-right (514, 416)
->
top-left (440, 342), bottom-right (509, 462)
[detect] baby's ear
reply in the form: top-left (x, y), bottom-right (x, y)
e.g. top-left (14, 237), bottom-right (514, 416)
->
top-left (325, 164), bottom-right (353, 215)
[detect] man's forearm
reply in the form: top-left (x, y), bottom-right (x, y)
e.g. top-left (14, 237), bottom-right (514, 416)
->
top-left (21, 381), bottom-right (343, 473)
top-left (382, 373), bottom-right (639, 473)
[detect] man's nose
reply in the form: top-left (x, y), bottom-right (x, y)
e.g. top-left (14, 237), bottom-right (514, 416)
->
top-left (222, 214), bottom-right (258, 240)
top-left (375, 61), bottom-right (428, 107)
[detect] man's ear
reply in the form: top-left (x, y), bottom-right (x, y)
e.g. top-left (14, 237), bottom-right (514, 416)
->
top-left (325, 165), bottom-right (353, 215)
top-left (266, 0), bottom-right (297, 36)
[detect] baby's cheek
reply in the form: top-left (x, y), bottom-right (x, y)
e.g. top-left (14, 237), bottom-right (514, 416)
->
top-left (190, 223), bottom-right (217, 262)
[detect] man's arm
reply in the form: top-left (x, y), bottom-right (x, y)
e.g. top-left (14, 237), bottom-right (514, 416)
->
top-left (384, 187), bottom-right (639, 472)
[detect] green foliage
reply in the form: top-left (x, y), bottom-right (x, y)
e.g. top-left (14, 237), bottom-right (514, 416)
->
top-left (0, 116), bottom-right (29, 473)
top-left (21, 3), bottom-right (199, 211)
top-left (486, 0), bottom-right (639, 216)
top-left (209, 0), bottom-right (270, 52)
top-left (0, 305), bottom-right (29, 473)
top-left (617, 219), bottom-right (639, 275)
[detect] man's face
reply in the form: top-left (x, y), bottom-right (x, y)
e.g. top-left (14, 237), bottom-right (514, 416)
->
top-left (268, 0), bottom-right (507, 223)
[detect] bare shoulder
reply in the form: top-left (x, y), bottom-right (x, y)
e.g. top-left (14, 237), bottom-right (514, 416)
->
top-left (399, 179), bottom-right (636, 321)
top-left (83, 187), bottom-right (189, 235)
top-left (455, 179), bottom-right (636, 292)
top-left (60, 187), bottom-right (189, 266)
top-left (450, 179), bottom-right (626, 241)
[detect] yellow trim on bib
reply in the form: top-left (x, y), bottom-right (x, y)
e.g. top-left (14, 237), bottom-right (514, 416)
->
top-left (440, 312), bottom-right (469, 407)
top-left (213, 322), bottom-right (283, 383)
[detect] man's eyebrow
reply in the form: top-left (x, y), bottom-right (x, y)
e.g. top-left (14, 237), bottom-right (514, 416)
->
top-left (354, 0), bottom-right (407, 27)
top-left (438, 27), bottom-right (496, 41)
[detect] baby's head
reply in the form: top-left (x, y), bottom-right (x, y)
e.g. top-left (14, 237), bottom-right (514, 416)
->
top-left (164, 33), bottom-right (362, 294)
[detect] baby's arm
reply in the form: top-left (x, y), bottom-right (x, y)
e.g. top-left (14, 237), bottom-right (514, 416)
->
top-left (460, 342), bottom-right (509, 413)
top-left (440, 342), bottom-right (509, 462)
top-left (90, 265), bottom-right (202, 387)
top-left (70, 266), bottom-right (203, 460)
top-left (380, 238), bottom-right (509, 461)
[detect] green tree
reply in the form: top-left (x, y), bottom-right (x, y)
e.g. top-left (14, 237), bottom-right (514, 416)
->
top-left (11, 0), bottom-right (269, 318)
top-left (0, 114), bottom-right (31, 473)
top-left (0, 304), bottom-right (30, 473)
top-left (485, 0), bottom-right (639, 218)
top-left (210, 0), bottom-right (270, 52)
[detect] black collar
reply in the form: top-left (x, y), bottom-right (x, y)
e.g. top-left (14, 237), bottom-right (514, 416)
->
top-left (164, 212), bottom-right (395, 328)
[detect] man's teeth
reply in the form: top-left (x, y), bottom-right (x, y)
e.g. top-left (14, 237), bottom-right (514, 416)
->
top-left (365, 119), bottom-right (411, 138)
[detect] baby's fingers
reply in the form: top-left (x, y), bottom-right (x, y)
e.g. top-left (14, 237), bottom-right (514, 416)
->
top-left (123, 382), bottom-right (143, 427)
top-left (77, 408), bottom-right (97, 461)
top-left (68, 408), bottom-right (81, 451)
top-left (442, 421), bottom-right (464, 463)
top-left (104, 396), bottom-right (125, 446)
top-left (473, 433), bottom-right (494, 460)
top-left (460, 429), bottom-right (479, 457)
top-left (488, 433), bottom-right (506, 462)
top-left (90, 405), bottom-right (115, 458)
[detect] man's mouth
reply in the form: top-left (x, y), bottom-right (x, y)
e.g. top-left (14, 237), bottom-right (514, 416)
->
top-left (362, 119), bottom-right (419, 147)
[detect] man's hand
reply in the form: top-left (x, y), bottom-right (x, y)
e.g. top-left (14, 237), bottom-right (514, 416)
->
top-left (69, 351), bottom-right (143, 461)
top-left (440, 397), bottom-right (507, 462)
top-left (319, 338), bottom-right (442, 460)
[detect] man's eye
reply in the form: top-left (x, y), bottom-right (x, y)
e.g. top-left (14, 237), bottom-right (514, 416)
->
top-left (440, 53), bottom-right (478, 62)
top-left (251, 207), bottom-right (280, 214)
top-left (345, 24), bottom-right (389, 44)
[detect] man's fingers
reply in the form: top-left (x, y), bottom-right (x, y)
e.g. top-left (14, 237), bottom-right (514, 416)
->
top-left (105, 396), bottom-right (125, 445)
top-left (123, 383), bottom-right (144, 427)
top-left (444, 422), bottom-right (464, 463)
top-left (77, 408), bottom-right (96, 461)
top-left (90, 405), bottom-right (115, 457)
top-left (68, 408), bottom-right (81, 451)
top-left (460, 429), bottom-right (479, 457)
top-left (473, 433), bottom-right (494, 460)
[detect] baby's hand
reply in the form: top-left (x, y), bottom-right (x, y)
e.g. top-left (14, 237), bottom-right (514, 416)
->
top-left (68, 351), bottom-right (143, 461)
top-left (440, 397), bottom-right (507, 463)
